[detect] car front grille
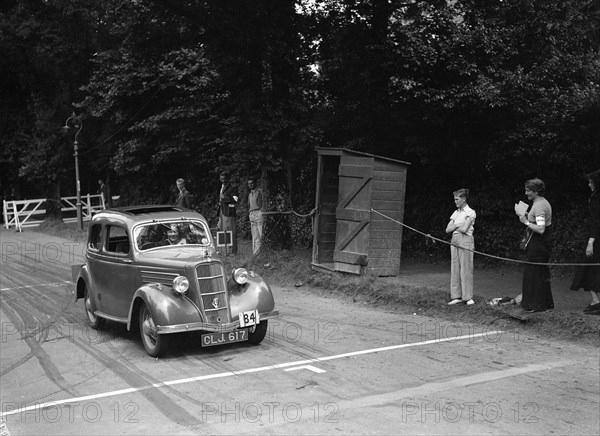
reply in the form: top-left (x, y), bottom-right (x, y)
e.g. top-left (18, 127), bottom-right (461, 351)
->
top-left (195, 262), bottom-right (231, 324)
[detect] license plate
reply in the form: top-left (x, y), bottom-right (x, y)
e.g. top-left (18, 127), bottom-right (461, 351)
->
top-left (201, 329), bottom-right (248, 347)
top-left (238, 309), bottom-right (260, 327)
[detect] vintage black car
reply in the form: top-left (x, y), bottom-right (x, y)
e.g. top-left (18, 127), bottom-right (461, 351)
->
top-left (72, 205), bottom-right (279, 357)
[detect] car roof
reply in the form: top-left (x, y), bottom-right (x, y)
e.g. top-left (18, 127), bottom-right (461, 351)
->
top-left (92, 205), bottom-right (207, 225)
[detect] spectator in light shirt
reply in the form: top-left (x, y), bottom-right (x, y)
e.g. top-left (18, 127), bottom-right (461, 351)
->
top-left (445, 188), bottom-right (476, 306)
top-left (247, 176), bottom-right (264, 254)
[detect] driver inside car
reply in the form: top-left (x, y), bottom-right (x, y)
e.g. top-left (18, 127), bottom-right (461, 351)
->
top-left (163, 224), bottom-right (187, 245)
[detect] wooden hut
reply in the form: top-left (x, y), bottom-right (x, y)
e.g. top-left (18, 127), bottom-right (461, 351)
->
top-left (311, 148), bottom-right (410, 276)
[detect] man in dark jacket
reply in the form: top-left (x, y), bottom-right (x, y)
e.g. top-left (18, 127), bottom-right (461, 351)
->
top-left (217, 172), bottom-right (238, 254)
top-left (174, 178), bottom-right (192, 209)
top-left (98, 179), bottom-right (113, 208)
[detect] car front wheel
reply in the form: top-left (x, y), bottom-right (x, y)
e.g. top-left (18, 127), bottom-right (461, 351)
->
top-left (139, 303), bottom-right (169, 357)
top-left (247, 320), bottom-right (268, 345)
top-left (84, 285), bottom-right (104, 329)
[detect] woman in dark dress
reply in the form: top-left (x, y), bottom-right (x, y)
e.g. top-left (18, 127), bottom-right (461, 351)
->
top-left (517, 178), bottom-right (554, 312)
top-left (569, 169), bottom-right (600, 314)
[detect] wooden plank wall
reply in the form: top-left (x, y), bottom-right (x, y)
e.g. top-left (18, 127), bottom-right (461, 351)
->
top-left (367, 159), bottom-right (407, 276)
top-left (317, 156), bottom-right (339, 263)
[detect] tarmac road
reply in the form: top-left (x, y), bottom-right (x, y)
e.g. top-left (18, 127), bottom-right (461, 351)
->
top-left (0, 228), bottom-right (599, 435)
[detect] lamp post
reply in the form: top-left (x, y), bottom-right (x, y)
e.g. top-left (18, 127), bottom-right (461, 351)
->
top-left (62, 113), bottom-right (83, 230)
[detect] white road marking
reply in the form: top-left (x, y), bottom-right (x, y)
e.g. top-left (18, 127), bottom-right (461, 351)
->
top-left (248, 360), bottom-right (577, 429)
top-left (284, 365), bottom-right (327, 373)
top-left (0, 281), bottom-right (71, 292)
top-left (337, 360), bottom-right (575, 410)
top-left (1, 331), bottom-right (498, 418)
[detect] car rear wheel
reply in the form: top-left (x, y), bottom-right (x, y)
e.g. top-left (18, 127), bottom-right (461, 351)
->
top-left (247, 320), bottom-right (268, 345)
top-left (84, 286), bottom-right (104, 329)
top-left (139, 303), bottom-right (169, 357)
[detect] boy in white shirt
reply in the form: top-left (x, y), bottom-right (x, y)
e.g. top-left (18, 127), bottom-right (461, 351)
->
top-left (445, 188), bottom-right (476, 305)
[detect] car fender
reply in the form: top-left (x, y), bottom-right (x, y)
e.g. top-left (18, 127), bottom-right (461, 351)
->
top-left (127, 284), bottom-right (203, 331)
top-left (72, 264), bottom-right (89, 302)
top-left (228, 273), bottom-right (276, 318)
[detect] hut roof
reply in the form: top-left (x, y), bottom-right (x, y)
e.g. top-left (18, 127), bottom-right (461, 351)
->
top-left (315, 147), bottom-right (411, 166)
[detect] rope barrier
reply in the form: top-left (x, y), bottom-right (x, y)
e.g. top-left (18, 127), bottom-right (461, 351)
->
top-left (236, 208), bottom-right (316, 226)
top-left (260, 208), bottom-right (317, 218)
top-left (260, 211), bottom-right (292, 215)
top-left (259, 212), bottom-right (288, 247)
top-left (371, 208), bottom-right (600, 267)
top-left (218, 207), bottom-right (314, 257)
top-left (251, 208), bottom-right (315, 246)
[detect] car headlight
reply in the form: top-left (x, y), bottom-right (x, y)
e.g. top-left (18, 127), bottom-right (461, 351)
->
top-left (232, 268), bottom-right (249, 285)
top-left (172, 276), bottom-right (189, 295)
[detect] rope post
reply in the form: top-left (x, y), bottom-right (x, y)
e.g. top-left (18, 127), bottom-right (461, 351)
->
top-left (216, 231), bottom-right (233, 255)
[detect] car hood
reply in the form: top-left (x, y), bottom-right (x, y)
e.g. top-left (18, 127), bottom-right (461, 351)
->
top-left (136, 246), bottom-right (217, 267)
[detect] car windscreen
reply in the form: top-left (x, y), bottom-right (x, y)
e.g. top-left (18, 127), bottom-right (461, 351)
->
top-left (134, 221), bottom-right (210, 250)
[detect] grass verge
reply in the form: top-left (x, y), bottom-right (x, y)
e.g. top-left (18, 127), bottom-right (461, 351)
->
top-left (35, 221), bottom-right (600, 347)
top-left (247, 247), bottom-right (600, 348)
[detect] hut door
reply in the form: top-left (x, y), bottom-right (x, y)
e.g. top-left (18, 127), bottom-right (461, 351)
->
top-left (333, 156), bottom-right (373, 274)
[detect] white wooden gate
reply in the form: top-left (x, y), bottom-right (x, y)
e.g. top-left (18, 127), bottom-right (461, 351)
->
top-left (2, 194), bottom-right (114, 231)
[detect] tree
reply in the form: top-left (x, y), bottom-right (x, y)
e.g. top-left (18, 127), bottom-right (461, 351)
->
top-left (78, 0), bottom-right (227, 209)
top-left (0, 0), bottom-right (99, 219)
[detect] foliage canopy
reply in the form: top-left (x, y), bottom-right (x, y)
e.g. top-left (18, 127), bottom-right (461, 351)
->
top-left (1, 0), bottom-right (599, 261)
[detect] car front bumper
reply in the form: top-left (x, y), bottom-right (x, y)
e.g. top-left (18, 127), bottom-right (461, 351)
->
top-left (155, 309), bottom-right (280, 334)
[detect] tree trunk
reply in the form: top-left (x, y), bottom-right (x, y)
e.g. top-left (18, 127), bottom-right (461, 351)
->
top-left (45, 182), bottom-right (63, 222)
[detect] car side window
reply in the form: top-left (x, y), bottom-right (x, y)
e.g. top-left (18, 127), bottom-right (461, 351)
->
top-left (88, 224), bottom-right (102, 251)
top-left (105, 226), bottom-right (130, 254)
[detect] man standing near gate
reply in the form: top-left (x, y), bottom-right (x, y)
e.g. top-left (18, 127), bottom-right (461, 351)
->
top-left (247, 176), bottom-right (264, 254)
top-left (174, 178), bottom-right (191, 209)
top-left (98, 179), bottom-right (112, 209)
top-left (217, 172), bottom-right (238, 254)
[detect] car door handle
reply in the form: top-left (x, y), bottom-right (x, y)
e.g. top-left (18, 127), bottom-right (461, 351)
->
top-left (122, 258), bottom-right (132, 263)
